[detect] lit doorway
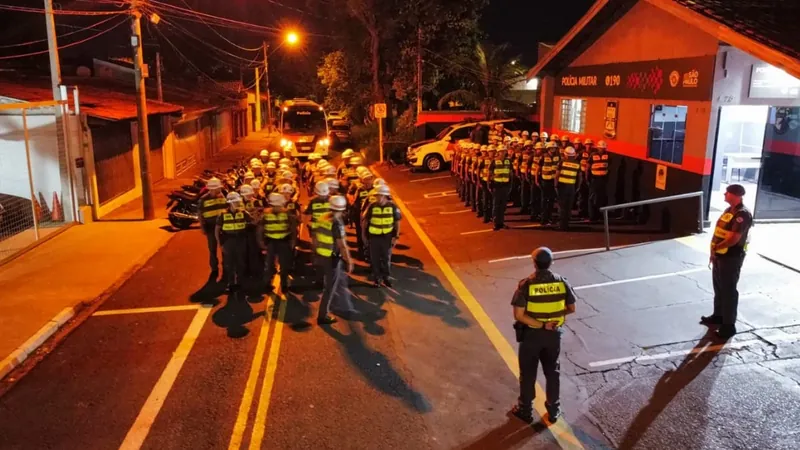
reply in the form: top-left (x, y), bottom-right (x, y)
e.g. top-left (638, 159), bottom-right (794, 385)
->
top-left (710, 105), bottom-right (768, 213)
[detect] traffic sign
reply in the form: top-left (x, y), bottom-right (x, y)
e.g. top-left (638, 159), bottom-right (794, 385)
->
top-left (374, 103), bottom-right (387, 119)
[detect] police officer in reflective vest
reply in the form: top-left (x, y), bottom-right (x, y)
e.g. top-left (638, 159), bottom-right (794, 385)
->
top-left (348, 167), bottom-right (375, 259)
top-left (510, 247), bottom-right (577, 424)
top-left (701, 184), bottom-right (753, 340)
top-left (198, 177), bottom-right (227, 281)
top-left (362, 185), bottom-right (401, 287)
top-left (491, 145), bottom-right (512, 231)
top-left (304, 181), bottom-right (331, 287)
top-left (556, 147), bottom-right (581, 231)
top-left (577, 139), bottom-right (593, 219)
top-left (314, 195), bottom-right (357, 325)
top-left (258, 192), bottom-right (298, 293)
top-left (589, 140), bottom-right (610, 222)
top-left (519, 141), bottom-right (533, 216)
top-left (540, 142), bottom-right (560, 226)
top-left (215, 192), bottom-right (252, 291)
top-left (479, 146), bottom-right (496, 223)
top-left (529, 142), bottom-right (544, 222)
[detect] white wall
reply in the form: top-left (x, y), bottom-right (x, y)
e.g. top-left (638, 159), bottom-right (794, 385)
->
top-left (0, 114), bottom-right (63, 203)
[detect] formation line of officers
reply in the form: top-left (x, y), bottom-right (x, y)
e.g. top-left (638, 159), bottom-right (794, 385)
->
top-left (197, 148), bottom-right (401, 325)
top-left (452, 126), bottom-right (612, 231)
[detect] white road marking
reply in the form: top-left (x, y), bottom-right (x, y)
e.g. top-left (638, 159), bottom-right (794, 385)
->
top-left (410, 175), bottom-right (451, 183)
top-left (488, 246), bottom-right (624, 264)
top-left (588, 333), bottom-right (800, 368)
top-left (574, 267), bottom-right (706, 291)
top-left (460, 228), bottom-right (493, 235)
top-left (93, 305), bottom-right (200, 316)
top-left (119, 306), bottom-right (212, 450)
top-left (400, 168), bottom-right (412, 172)
top-left (423, 190), bottom-right (458, 199)
top-left (439, 209), bottom-right (472, 215)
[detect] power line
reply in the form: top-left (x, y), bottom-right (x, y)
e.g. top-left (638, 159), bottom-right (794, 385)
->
top-left (145, 0), bottom-right (282, 33)
top-left (177, 0), bottom-right (263, 52)
top-left (152, 14), bottom-right (264, 66)
top-left (0, 15), bottom-right (119, 49)
top-left (0, 5), bottom-right (124, 16)
top-left (0, 15), bottom-right (128, 60)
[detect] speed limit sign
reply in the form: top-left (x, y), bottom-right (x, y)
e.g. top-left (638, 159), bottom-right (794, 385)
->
top-left (374, 103), bottom-right (387, 119)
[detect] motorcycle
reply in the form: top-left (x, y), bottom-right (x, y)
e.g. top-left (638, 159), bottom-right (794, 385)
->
top-left (166, 187), bottom-right (204, 230)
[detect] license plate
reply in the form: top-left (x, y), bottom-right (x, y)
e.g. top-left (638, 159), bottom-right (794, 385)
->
top-left (299, 146), bottom-right (312, 152)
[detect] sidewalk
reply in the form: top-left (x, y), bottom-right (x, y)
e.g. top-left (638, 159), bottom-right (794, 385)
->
top-left (0, 130), bottom-right (277, 381)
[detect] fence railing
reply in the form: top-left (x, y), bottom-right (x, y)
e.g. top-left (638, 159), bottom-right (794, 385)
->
top-left (599, 191), bottom-right (705, 250)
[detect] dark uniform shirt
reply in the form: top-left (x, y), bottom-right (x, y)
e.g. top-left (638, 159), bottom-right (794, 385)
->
top-left (331, 215), bottom-right (346, 257)
top-left (511, 269), bottom-right (577, 326)
top-left (712, 203), bottom-right (753, 257)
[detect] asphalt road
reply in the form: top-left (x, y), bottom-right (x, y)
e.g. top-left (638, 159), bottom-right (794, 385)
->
top-left (4, 140), bottom-right (800, 450)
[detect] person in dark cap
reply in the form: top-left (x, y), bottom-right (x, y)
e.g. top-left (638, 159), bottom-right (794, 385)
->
top-left (701, 183), bottom-right (753, 339)
top-left (509, 247), bottom-right (577, 424)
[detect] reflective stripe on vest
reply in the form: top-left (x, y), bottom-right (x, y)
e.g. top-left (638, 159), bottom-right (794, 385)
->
top-left (590, 153), bottom-right (609, 176)
top-left (315, 219), bottom-right (334, 257)
top-left (580, 151), bottom-right (590, 172)
top-left (541, 154), bottom-right (560, 180)
top-left (201, 197), bottom-right (227, 218)
top-left (493, 159), bottom-right (511, 183)
top-left (526, 281), bottom-right (567, 326)
top-left (264, 211), bottom-right (290, 239)
top-left (221, 212), bottom-right (247, 233)
top-left (368, 205), bottom-right (394, 235)
top-left (310, 200), bottom-right (330, 229)
top-left (711, 209), bottom-right (749, 255)
top-left (558, 160), bottom-right (580, 185)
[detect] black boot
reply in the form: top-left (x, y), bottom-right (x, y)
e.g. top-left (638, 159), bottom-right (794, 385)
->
top-left (510, 402), bottom-right (533, 424)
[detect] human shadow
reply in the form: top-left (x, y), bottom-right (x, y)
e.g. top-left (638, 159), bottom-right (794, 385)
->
top-left (618, 331), bottom-right (720, 450)
top-left (390, 253), bottom-right (424, 269)
top-left (283, 291), bottom-right (313, 332)
top-left (189, 278), bottom-right (226, 304)
top-left (322, 321), bottom-right (431, 413)
top-left (456, 417), bottom-right (544, 450)
top-left (211, 291), bottom-right (265, 338)
top-left (384, 263), bottom-right (469, 328)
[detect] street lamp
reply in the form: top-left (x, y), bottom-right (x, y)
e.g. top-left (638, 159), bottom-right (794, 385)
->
top-left (286, 31), bottom-right (299, 46)
top-left (259, 30), bottom-right (302, 133)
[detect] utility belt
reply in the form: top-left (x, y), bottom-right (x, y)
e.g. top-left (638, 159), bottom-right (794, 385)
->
top-left (513, 321), bottom-right (561, 342)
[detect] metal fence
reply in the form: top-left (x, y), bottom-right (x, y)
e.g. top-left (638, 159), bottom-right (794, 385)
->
top-left (0, 99), bottom-right (77, 263)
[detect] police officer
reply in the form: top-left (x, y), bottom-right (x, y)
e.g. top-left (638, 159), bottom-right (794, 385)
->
top-left (540, 142), bottom-right (560, 226)
top-left (240, 184), bottom-right (264, 279)
top-left (556, 147), bottom-right (581, 231)
top-left (519, 141), bottom-right (533, 216)
top-left (510, 139), bottom-right (522, 208)
top-left (362, 185), bottom-right (401, 287)
top-left (479, 146), bottom-right (496, 223)
top-left (348, 167), bottom-right (374, 258)
top-left (473, 146), bottom-right (486, 215)
top-left (198, 177), bottom-right (227, 281)
top-left (559, 135), bottom-right (570, 153)
top-left (577, 139), bottom-right (593, 220)
top-left (314, 195), bottom-right (358, 325)
top-left (304, 181), bottom-right (331, 287)
top-left (215, 192), bottom-right (252, 291)
top-left (589, 140), bottom-right (610, 222)
top-left (702, 184), bottom-right (753, 340)
top-left (530, 131), bottom-right (540, 146)
top-left (540, 131), bottom-right (549, 144)
top-left (529, 142), bottom-right (544, 222)
top-left (510, 247), bottom-right (577, 424)
top-left (258, 192), bottom-right (298, 293)
top-left (259, 149), bottom-right (270, 165)
top-left (491, 145), bottom-right (512, 231)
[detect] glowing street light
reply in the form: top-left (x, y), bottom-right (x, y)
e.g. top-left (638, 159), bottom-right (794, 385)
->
top-left (286, 31), bottom-right (299, 46)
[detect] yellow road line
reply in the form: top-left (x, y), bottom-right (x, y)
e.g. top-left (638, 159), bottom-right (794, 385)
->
top-left (227, 298), bottom-right (275, 450)
top-left (119, 307), bottom-right (212, 450)
top-left (93, 305), bottom-right (201, 316)
top-left (248, 296), bottom-right (288, 450)
top-left (387, 181), bottom-right (585, 449)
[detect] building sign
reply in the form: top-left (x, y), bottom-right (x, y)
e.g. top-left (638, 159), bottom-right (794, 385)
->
top-left (555, 56), bottom-right (715, 101)
top-left (749, 63), bottom-right (800, 99)
top-left (655, 164), bottom-right (667, 191)
top-left (604, 101), bottom-right (618, 139)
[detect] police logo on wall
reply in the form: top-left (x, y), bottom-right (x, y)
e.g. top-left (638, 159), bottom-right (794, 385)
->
top-left (669, 71), bottom-right (680, 88)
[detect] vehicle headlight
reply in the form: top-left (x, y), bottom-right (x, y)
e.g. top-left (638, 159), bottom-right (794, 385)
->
top-left (317, 138), bottom-right (330, 147)
top-left (280, 138), bottom-right (288, 147)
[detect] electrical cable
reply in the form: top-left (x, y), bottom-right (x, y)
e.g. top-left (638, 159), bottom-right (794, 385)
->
top-left (0, 5), bottom-right (124, 16)
top-left (144, 0), bottom-right (281, 33)
top-left (177, 0), bottom-right (263, 52)
top-left (0, 14), bottom-right (119, 49)
top-left (0, 15), bottom-right (128, 60)
top-left (153, 14), bottom-right (264, 67)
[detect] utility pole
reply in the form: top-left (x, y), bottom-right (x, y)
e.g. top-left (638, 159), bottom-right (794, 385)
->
top-left (131, 1), bottom-right (155, 220)
top-left (254, 66), bottom-right (261, 131)
top-left (416, 26), bottom-right (423, 115)
top-left (155, 52), bottom-right (163, 102)
top-left (263, 42), bottom-right (272, 133)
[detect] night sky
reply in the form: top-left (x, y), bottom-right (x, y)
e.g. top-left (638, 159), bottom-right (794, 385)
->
top-left (481, 0), bottom-right (595, 66)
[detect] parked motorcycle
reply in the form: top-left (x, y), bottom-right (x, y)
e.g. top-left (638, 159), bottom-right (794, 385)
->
top-left (166, 188), bottom-right (203, 230)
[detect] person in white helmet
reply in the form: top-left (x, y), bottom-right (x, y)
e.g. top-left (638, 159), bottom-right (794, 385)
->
top-left (304, 181), bottom-right (332, 288)
top-left (577, 138), bottom-right (593, 219)
top-left (257, 192), bottom-right (298, 293)
top-left (215, 192), bottom-right (252, 290)
top-left (314, 195), bottom-right (358, 324)
top-left (337, 148), bottom-right (355, 180)
top-left (556, 146), bottom-right (581, 231)
top-left (198, 177), bottom-right (228, 281)
top-left (540, 142), bottom-right (561, 226)
top-left (361, 184), bottom-right (401, 287)
top-left (348, 167), bottom-right (375, 259)
top-left (240, 184), bottom-right (264, 278)
top-left (259, 149), bottom-right (270, 164)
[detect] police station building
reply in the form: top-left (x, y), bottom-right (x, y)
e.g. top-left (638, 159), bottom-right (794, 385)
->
top-left (528, 0), bottom-right (800, 231)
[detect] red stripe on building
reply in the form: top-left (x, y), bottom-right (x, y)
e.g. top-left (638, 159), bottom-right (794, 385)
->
top-left (547, 128), bottom-right (712, 176)
top-left (764, 137), bottom-right (800, 157)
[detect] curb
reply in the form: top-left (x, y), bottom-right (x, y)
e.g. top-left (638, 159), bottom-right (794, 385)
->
top-left (0, 228), bottom-right (176, 385)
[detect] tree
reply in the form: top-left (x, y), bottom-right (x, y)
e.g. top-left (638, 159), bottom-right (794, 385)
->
top-left (317, 51), bottom-right (350, 111)
top-left (438, 42), bottom-right (526, 119)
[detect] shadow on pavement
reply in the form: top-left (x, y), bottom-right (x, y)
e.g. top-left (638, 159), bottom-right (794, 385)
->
top-left (322, 321), bottom-right (432, 413)
top-left (618, 331), bottom-right (719, 450)
top-left (381, 263), bottom-right (470, 328)
top-left (456, 417), bottom-right (541, 449)
top-left (189, 278), bottom-right (226, 304)
top-left (211, 291), bottom-right (265, 338)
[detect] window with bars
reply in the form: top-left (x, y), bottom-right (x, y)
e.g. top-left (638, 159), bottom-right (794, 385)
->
top-left (560, 98), bottom-right (586, 134)
top-left (648, 105), bottom-right (687, 165)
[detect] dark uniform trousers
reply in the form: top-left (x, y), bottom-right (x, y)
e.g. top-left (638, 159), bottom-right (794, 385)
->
top-left (492, 183), bottom-right (511, 228)
top-left (557, 184), bottom-right (577, 229)
top-left (315, 255), bottom-right (354, 320)
top-left (540, 181), bottom-right (557, 224)
top-left (529, 183), bottom-right (542, 221)
top-left (520, 178), bottom-right (531, 215)
top-left (712, 253), bottom-right (745, 326)
top-left (369, 233), bottom-right (393, 281)
top-left (481, 182), bottom-right (494, 222)
top-left (222, 236), bottom-right (247, 286)
top-left (519, 328), bottom-right (561, 408)
top-left (265, 238), bottom-right (293, 288)
top-left (589, 177), bottom-right (609, 221)
top-left (203, 224), bottom-right (220, 274)
top-left (577, 178), bottom-right (590, 218)
top-left (511, 172), bottom-right (521, 207)
top-left (246, 225), bottom-right (263, 278)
